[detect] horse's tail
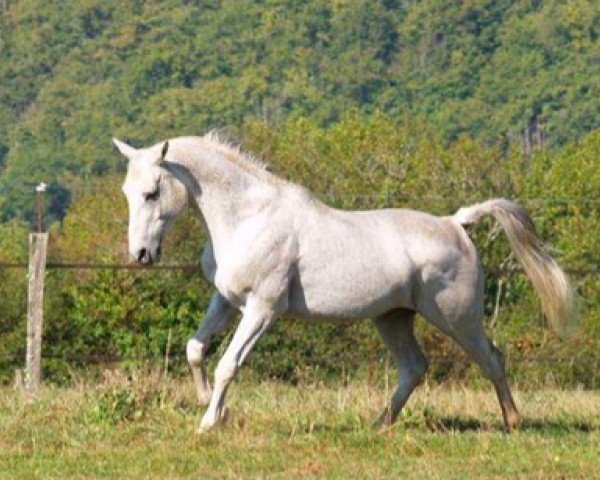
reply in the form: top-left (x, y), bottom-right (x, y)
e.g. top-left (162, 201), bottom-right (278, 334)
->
top-left (454, 198), bottom-right (576, 333)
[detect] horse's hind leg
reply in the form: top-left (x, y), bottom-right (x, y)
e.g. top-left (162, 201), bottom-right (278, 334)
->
top-left (423, 304), bottom-right (521, 431)
top-left (451, 324), bottom-right (521, 430)
top-left (372, 309), bottom-right (429, 428)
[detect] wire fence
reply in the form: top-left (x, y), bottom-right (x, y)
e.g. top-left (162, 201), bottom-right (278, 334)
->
top-left (1, 186), bottom-right (600, 389)
top-left (0, 254), bottom-right (597, 385)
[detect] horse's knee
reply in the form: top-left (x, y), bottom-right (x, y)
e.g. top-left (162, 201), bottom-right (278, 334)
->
top-left (186, 338), bottom-right (205, 367)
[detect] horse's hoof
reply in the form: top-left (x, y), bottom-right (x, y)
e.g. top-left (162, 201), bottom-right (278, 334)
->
top-left (373, 408), bottom-right (393, 430)
top-left (197, 390), bottom-right (212, 407)
top-left (197, 418), bottom-right (216, 433)
top-left (197, 407), bottom-right (229, 433)
top-left (196, 424), bottom-right (211, 434)
top-left (503, 411), bottom-right (522, 433)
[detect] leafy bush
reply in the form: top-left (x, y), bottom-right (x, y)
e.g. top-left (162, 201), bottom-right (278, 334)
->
top-left (1, 117), bottom-right (599, 389)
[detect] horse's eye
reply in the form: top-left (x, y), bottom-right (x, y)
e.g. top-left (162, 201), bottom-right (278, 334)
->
top-left (144, 189), bottom-right (160, 202)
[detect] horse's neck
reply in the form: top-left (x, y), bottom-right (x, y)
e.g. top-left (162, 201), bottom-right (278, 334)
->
top-left (173, 149), bottom-right (277, 248)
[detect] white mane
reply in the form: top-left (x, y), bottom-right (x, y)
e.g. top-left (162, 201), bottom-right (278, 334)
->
top-left (199, 131), bottom-right (276, 183)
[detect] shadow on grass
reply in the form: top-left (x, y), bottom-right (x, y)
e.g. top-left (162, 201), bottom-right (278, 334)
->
top-left (418, 416), bottom-right (598, 434)
top-left (519, 418), bottom-right (597, 433)
top-left (289, 416), bottom-right (598, 436)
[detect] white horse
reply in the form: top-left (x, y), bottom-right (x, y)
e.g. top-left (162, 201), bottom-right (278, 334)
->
top-left (114, 133), bottom-right (575, 432)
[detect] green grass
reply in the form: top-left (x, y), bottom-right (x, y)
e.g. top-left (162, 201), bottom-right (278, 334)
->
top-left (1, 370), bottom-right (599, 479)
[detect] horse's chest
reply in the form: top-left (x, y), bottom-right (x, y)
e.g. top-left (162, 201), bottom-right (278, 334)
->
top-left (212, 231), bottom-right (298, 308)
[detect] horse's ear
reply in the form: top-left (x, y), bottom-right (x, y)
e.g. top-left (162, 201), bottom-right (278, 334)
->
top-left (112, 138), bottom-right (137, 159)
top-left (158, 141), bottom-right (169, 164)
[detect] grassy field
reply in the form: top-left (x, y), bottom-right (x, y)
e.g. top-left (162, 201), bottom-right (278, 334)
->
top-left (1, 370), bottom-right (599, 479)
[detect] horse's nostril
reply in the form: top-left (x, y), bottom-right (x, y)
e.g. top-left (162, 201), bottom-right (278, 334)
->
top-left (156, 246), bottom-right (162, 258)
top-left (138, 248), bottom-right (147, 262)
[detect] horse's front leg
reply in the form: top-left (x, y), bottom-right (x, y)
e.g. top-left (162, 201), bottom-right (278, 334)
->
top-left (199, 295), bottom-right (278, 432)
top-left (187, 292), bottom-right (236, 406)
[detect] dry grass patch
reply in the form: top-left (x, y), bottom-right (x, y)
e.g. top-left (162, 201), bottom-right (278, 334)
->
top-left (1, 372), bottom-right (599, 479)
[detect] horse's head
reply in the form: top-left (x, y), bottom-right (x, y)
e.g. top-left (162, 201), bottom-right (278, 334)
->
top-left (113, 138), bottom-right (187, 265)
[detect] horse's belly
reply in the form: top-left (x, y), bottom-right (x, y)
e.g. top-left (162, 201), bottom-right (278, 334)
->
top-left (286, 268), bottom-right (414, 321)
top-left (288, 213), bottom-right (418, 320)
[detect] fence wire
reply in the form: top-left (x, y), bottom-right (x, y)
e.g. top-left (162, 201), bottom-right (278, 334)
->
top-left (1, 189), bottom-right (599, 387)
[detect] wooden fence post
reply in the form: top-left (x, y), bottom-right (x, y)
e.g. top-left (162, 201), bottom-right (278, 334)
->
top-left (25, 232), bottom-right (48, 397)
top-left (25, 183), bottom-right (48, 397)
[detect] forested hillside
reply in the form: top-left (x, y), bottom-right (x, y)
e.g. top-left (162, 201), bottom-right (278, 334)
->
top-left (1, 0), bottom-right (599, 222)
top-left (1, 1), bottom-right (599, 385)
